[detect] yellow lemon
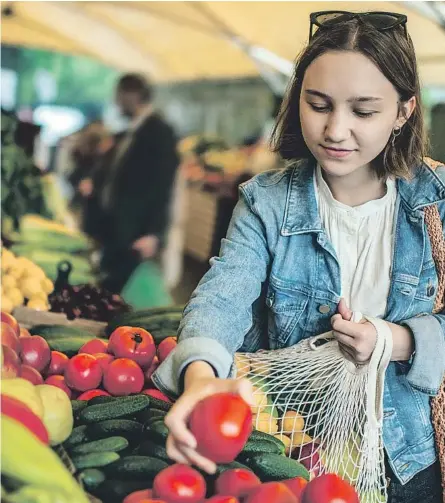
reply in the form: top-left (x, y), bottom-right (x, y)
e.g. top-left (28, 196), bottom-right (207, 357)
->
top-left (2, 275), bottom-right (17, 290)
top-left (1, 296), bottom-right (14, 313)
top-left (6, 287), bottom-right (24, 308)
top-left (20, 277), bottom-right (43, 299)
top-left (27, 298), bottom-right (49, 311)
top-left (41, 277), bottom-right (54, 294)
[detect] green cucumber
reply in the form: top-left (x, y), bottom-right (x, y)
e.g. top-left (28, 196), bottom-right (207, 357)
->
top-left (71, 400), bottom-right (88, 415)
top-left (136, 407), bottom-right (167, 424)
top-left (215, 461), bottom-right (252, 476)
top-left (88, 420), bottom-right (142, 440)
top-left (146, 419), bottom-right (169, 443)
top-left (137, 441), bottom-right (174, 464)
top-left (72, 451), bottom-right (120, 470)
top-left (106, 306), bottom-right (184, 335)
top-left (88, 395), bottom-right (118, 406)
top-left (243, 453), bottom-right (310, 482)
top-left (240, 438), bottom-right (285, 457)
top-left (79, 468), bottom-right (106, 491)
top-left (71, 436), bottom-right (129, 455)
top-left (249, 429), bottom-right (286, 450)
top-left (105, 455), bottom-right (168, 479)
top-left (147, 396), bottom-right (172, 412)
top-left (80, 395), bottom-right (150, 423)
top-left (47, 337), bottom-right (107, 356)
top-left (30, 324), bottom-right (96, 339)
top-left (64, 425), bottom-right (90, 448)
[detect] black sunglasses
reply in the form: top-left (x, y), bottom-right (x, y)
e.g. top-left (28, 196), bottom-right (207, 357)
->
top-left (309, 11), bottom-right (408, 41)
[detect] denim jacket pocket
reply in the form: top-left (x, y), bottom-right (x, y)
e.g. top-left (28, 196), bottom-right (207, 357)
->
top-left (414, 259), bottom-right (438, 302)
top-left (266, 286), bottom-right (308, 348)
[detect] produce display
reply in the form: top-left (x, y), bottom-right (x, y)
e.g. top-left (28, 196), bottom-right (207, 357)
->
top-left (1, 310), bottom-right (361, 503)
top-left (1, 249), bottom-right (53, 313)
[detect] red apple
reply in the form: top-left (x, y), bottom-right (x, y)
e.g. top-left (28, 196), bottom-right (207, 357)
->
top-left (141, 388), bottom-right (172, 403)
top-left (93, 352), bottom-right (114, 372)
top-left (1, 322), bottom-right (21, 354)
top-left (65, 354), bottom-right (102, 392)
top-left (47, 351), bottom-right (69, 376)
top-left (108, 326), bottom-right (156, 369)
top-left (19, 327), bottom-right (32, 338)
top-left (1, 344), bottom-right (21, 379)
top-left (103, 358), bottom-right (144, 396)
top-left (1, 312), bottom-right (20, 337)
top-left (20, 365), bottom-right (44, 385)
top-left (79, 339), bottom-right (109, 355)
top-left (45, 375), bottom-right (72, 398)
top-left (20, 336), bottom-right (51, 373)
top-left (144, 355), bottom-right (159, 386)
top-left (157, 337), bottom-right (177, 363)
top-left (77, 389), bottom-right (111, 400)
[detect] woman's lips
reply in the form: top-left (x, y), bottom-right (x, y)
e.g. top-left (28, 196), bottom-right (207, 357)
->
top-left (322, 146), bottom-right (355, 159)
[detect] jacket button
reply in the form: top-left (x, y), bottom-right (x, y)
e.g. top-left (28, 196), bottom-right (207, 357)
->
top-left (318, 304), bottom-right (330, 314)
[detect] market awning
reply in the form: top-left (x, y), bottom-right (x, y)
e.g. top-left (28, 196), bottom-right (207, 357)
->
top-left (2, 1), bottom-right (445, 85)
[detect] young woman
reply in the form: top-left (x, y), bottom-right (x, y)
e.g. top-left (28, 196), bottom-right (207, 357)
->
top-left (153, 12), bottom-right (444, 503)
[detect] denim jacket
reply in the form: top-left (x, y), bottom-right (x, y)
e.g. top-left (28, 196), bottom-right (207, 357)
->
top-left (153, 159), bottom-right (445, 484)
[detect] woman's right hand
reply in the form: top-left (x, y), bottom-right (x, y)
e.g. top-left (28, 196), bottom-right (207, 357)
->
top-left (163, 361), bottom-right (254, 475)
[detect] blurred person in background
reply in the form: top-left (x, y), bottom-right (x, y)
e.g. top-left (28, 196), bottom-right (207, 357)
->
top-left (81, 73), bottom-right (180, 294)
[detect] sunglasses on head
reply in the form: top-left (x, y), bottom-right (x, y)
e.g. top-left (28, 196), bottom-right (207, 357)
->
top-left (309, 11), bottom-right (408, 41)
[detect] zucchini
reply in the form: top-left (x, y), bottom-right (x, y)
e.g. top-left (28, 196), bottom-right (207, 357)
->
top-left (243, 453), bottom-right (310, 482)
top-left (79, 468), bottom-right (106, 491)
top-left (64, 425), bottom-right (90, 449)
top-left (105, 455), bottom-right (168, 479)
top-left (146, 419), bottom-right (169, 443)
top-left (71, 436), bottom-right (129, 455)
top-left (80, 395), bottom-right (150, 423)
top-left (137, 441), bottom-right (174, 464)
top-left (88, 420), bottom-right (142, 440)
top-left (30, 324), bottom-right (96, 339)
top-left (72, 451), bottom-right (120, 470)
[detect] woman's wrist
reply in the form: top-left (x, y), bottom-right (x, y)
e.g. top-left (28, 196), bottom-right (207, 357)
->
top-left (387, 322), bottom-right (415, 361)
top-left (184, 361), bottom-right (216, 390)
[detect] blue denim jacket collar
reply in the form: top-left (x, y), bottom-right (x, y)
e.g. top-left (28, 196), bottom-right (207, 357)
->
top-left (281, 159), bottom-right (445, 237)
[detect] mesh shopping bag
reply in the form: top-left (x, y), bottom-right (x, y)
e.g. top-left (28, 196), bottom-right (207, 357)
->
top-left (235, 314), bottom-right (393, 503)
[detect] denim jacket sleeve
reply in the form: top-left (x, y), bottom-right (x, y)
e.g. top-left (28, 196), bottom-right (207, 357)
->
top-left (152, 183), bottom-right (271, 398)
top-left (402, 312), bottom-right (445, 395)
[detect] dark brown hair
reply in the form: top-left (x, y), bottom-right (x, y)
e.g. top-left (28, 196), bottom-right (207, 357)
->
top-left (117, 73), bottom-right (152, 103)
top-left (271, 16), bottom-right (426, 179)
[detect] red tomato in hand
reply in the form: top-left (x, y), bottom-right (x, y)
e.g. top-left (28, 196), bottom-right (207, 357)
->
top-left (301, 474), bottom-right (359, 503)
top-left (103, 358), bottom-right (144, 396)
top-left (215, 469), bottom-right (260, 498)
top-left (244, 482), bottom-right (297, 503)
top-left (47, 351), bottom-right (69, 376)
top-left (65, 354), bottom-right (102, 391)
top-left (108, 326), bottom-right (156, 369)
top-left (189, 393), bottom-right (252, 463)
top-left (153, 464), bottom-right (206, 503)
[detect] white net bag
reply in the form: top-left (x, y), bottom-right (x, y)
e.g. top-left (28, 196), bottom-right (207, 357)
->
top-left (235, 314), bottom-right (393, 503)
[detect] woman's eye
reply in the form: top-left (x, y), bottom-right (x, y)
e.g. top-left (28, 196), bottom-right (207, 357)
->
top-left (354, 110), bottom-right (376, 118)
top-left (309, 103), bottom-right (330, 113)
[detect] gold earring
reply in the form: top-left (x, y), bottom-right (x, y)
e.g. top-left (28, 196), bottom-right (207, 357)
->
top-left (391, 126), bottom-right (402, 147)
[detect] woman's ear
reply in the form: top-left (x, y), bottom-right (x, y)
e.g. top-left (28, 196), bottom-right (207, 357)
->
top-left (397, 96), bottom-right (417, 127)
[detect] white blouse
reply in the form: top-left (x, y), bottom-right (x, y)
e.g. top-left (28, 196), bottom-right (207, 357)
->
top-left (315, 165), bottom-right (397, 318)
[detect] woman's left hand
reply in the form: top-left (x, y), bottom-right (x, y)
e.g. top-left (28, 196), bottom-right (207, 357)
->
top-left (331, 299), bottom-right (377, 364)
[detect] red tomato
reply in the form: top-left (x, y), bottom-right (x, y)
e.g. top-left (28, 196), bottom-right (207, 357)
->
top-left (141, 389), bottom-right (172, 403)
top-left (108, 326), bottom-right (156, 369)
top-left (215, 469), bottom-right (260, 498)
top-left (45, 375), bottom-right (72, 398)
top-left (1, 322), bottom-right (21, 354)
top-left (65, 354), bottom-right (102, 392)
top-left (152, 464), bottom-right (206, 503)
top-left (206, 497), bottom-right (240, 503)
top-left (1, 394), bottom-right (49, 444)
top-left (189, 393), bottom-right (252, 463)
top-left (244, 482), bottom-right (298, 503)
top-left (282, 477), bottom-right (308, 500)
top-left (157, 337), bottom-right (177, 363)
top-left (1, 312), bottom-right (20, 337)
top-left (77, 389), bottom-right (111, 400)
top-left (123, 489), bottom-right (153, 503)
top-left (301, 474), bottom-right (359, 503)
top-left (47, 351), bottom-right (69, 376)
top-left (103, 358), bottom-right (144, 396)
top-left (19, 327), bottom-right (32, 338)
top-left (93, 352), bottom-right (114, 372)
top-left (79, 339), bottom-right (109, 355)
top-left (20, 336), bottom-right (51, 373)
top-left (20, 365), bottom-right (44, 385)
top-left (1, 344), bottom-right (21, 379)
